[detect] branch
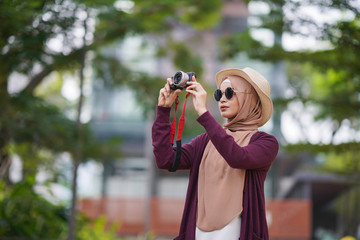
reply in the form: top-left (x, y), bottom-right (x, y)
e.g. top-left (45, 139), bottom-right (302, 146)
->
top-left (21, 47), bottom-right (87, 94)
top-left (22, 66), bottom-right (53, 94)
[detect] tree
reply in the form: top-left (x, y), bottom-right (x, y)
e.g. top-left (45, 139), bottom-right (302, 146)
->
top-left (0, 0), bottom-right (223, 238)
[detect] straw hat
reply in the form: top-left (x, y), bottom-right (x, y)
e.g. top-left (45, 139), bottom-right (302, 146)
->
top-left (215, 67), bottom-right (273, 127)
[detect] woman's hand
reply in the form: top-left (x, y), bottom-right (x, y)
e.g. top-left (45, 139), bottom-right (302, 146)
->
top-left (186, 77), bottom-right (207, 116)
top-left (158, 78), bottom-right (182, 107)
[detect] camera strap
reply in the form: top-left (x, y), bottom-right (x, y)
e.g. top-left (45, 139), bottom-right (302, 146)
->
top-left (169, 93), bottom-right (190, 172)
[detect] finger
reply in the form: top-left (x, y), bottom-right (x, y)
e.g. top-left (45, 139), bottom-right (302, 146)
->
top-left (165, 83), bottom-right (170, 94)
top-left (174, 89), bottom-right (182, 94)
top-left (186, 81), bottom-right (198, 88)
top-left (186, 88), bottom-right (199, 96)
top-left (167, 78), bottom-right (173, 85)
top-left (186, 87), bottom-right (197, 94)
top-left (191, 81), bottom-right (205, 91)
top-left (161, 93), bottom-right (166, 102)
top-left (169, 89), bottom-right (182, 99)
top-left (187, 80), bottom-right (201, 85)
top-left (166, 78), bottom-right (174, 93)
top-left (169, 91), bottom-right (180, 102)
top-left (187, 81), bottom-right (201, 91)
top-left (159, 88), bottom-right (167, 98)
top-left (196, 84), bottom-right (205, 92)
top-left (185, 83), bottom-right (195, 90)
top-left (158, 90), bottom-right (165, 103)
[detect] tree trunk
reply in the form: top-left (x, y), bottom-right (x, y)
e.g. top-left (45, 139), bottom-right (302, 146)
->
top-left (68, 159), bottom-right (80, 240)
top-left (0, 80), bottom-right (12, 183)
top-left (67, 46), bottom-right (86, 240)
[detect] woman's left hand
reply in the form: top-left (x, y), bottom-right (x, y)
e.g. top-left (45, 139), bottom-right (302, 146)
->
top-left (186, 77), bottom-right (207, 116)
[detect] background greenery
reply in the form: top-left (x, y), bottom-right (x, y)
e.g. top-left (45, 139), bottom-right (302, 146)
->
top-left (0, 0), bottom-right (221, 239)
top-left (0, 0), bottom-right (359, 239)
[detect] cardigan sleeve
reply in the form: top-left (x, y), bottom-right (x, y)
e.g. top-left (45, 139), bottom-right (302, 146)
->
top-left (197, 111), bottom-right (279, 171)
top-left (152, 105), bottom-right (207, 170)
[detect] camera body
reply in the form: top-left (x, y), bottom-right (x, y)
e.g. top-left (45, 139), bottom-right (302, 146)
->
top-left (170, 71), bottom-right (196, 90)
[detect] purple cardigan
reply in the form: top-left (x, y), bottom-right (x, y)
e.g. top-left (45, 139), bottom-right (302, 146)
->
top-left (152, 106), bottom-right (279, 240)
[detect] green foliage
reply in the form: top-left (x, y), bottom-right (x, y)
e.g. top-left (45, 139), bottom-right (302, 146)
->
top-left (219, 30), bottom-right (276, 61)
top-left (93, 0), bottom-right (222, 47)
top-left (321, 151), bottom-right (360, 177)
top-left (0, 0), bottom-right (79, 78)
top-left (9, 92), bottom-right (77, 152)
top-left (220, 0), bottom-right (360, 146)
top-left (35, 72), bottom-right (68, 108)
top-left (0, 0), bottom-right (223, 160)
top-left (170, 41), bottom-right (204, 77)
top-left (177, 0), bottom-right (222, 30)
top-left (309, 69), bottom-right (360, 124)
top-left (92, 53), bottom-right (164, 115)
top-left (91, 0), bottom-right (222, 117)
top-left (285, 142), bottom-right (360, 178)
top-left (333, 186), bottom-right (360, 235)
top-left (0, 178), bottom-right (68, 239)
top-left (0, 178), bottom-right (130, 240)
top-left (77, 215), bottom-right (122, 240)
top-left (2, 90), bottom-right (120, 163)
top-left (0, 0), bottom-right (222, 238)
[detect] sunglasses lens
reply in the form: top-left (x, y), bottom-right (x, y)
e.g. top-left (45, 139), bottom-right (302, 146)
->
top-left (214, 87), bottom-right (234, 101)
top-left (214, 89), bottom-right (222, 101)
top-left (225, 87), bottom-right (234, 100)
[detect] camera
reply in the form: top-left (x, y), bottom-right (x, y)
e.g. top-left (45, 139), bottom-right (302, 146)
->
top-left (170, 71), bottom-right (196, 90)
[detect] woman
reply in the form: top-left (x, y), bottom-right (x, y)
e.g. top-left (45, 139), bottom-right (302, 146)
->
top-left (152, 67), bottom-right (279, 240)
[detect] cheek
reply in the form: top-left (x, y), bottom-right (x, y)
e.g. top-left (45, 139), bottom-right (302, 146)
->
top-left (227, 100), bottom-right (240, 118)
top-left (230, 98), bottom-right (240, 111)
top-left (234, 102), bottom-right (241, 112)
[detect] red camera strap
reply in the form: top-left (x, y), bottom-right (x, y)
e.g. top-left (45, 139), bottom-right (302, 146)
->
top-left (170, 93), bottom-right (190, 145)
top-left (169, 93), bottom-right (190, 172)
top-left (170, 97), bottom-right (179, 145)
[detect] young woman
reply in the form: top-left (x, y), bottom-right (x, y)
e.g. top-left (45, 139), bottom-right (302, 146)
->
top-left (152, 67), bottom-right (279, 240)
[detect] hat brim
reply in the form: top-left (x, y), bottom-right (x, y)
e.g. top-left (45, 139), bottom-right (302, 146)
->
top-left (215, 68), bottom-right (273, 127)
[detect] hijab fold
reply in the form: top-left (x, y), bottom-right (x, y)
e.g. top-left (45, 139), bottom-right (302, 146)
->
top-left (196, 76), bottom-right (263, 231)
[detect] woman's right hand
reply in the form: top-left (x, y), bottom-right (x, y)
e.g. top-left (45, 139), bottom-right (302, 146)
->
top-left (158, 78), bottom-right (182, 107)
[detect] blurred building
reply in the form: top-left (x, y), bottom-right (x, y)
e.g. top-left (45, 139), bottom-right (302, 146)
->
top-left (79, 1), bottom-right (358, 239)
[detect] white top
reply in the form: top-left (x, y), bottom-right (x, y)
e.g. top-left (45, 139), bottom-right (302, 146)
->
top-left (196, 215), bottom-right (241, 240)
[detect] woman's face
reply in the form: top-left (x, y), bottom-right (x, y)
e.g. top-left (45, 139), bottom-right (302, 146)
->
top-left (217, 81), bottom-right (240, 119)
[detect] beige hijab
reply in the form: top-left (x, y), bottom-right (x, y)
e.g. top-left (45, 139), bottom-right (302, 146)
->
top-left (197, 75), bottom-right (262, 231)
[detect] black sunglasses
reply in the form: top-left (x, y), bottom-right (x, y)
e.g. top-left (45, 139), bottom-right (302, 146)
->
top-left (214, 87), bottom-right (235, 101)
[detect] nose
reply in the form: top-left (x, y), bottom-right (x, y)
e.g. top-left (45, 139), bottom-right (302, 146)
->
top-left (220, 93), bottom-right (227, 103)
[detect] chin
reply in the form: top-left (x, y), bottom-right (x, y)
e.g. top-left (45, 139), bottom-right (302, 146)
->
top-left (220, 112), bottom-right (235, 119)
top-left (219, 106), bottom-right (237, 119)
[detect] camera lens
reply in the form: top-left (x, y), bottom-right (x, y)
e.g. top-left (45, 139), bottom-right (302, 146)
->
top-left (173, 72), bottom-right (183, 84)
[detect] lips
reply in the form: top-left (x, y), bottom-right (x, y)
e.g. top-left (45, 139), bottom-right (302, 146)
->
top-left (220, 105), bottom-right (229, 111)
